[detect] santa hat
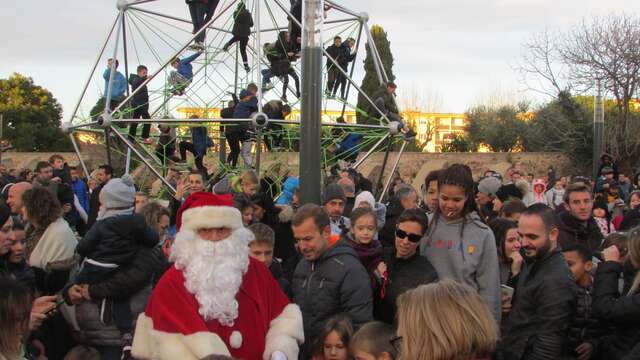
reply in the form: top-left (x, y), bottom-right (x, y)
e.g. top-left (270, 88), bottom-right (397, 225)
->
top-left (176, 192), bottom-right (243, 231)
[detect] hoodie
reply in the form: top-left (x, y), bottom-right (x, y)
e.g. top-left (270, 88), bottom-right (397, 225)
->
top-left (421, 212), bottom-right (501, 321)
top-left (523, 179), bottom-right (548, 206)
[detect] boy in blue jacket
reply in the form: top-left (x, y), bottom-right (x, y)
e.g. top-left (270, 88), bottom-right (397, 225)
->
top-left (233, 88), bottom-right (258, 168)
top-left (103, 58), bottom-right (127, 109)
top-left (169, 51), bottom-right (203, 95)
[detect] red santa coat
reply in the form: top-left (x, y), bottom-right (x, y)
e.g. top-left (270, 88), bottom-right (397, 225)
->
top-left (132, 257), bottom-right (304, 360)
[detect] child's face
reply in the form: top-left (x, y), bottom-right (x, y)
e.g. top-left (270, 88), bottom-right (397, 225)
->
top-left (438, 184), bottom-right (467, 220)
top-left (593, 208), bottom-right (606, 218)
top-left (323, 330), bottom-right (348, 360)
top-left (249, 241), bottom-right (273, 267)
top-left (351, 215), bottom-right (376, 245)
top-left (242, 207), bottom-right (253, 226)
top-left (563, 250), bottom-right (592, 286)
top-left (52, 159), bottom-right (64, 170)
top-left (138, 68), bottom-right (148, 77)
top-left (632, 194), bottom-right (640, 209)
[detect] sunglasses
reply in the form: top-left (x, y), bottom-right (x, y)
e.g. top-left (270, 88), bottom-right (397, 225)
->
top-left (396, 229), bottom-right (422, 243)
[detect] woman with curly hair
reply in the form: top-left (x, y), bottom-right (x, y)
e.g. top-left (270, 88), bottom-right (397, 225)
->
top-left (22, 187), bottom-right (77, 294)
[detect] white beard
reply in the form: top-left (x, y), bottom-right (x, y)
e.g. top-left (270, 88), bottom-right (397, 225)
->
top-left (170, 227), bottom-right (253, 327)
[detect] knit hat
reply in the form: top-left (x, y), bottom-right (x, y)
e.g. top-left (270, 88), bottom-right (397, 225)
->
top-left (354, 191), bottom-right (375, 209)
top-left (0, 200), bottom-right (10, 227)
top-left (239, 89), bottom-right (252, 99)
top-left (176, 192), bottom-right (242, 231)
top-left (322, 183), bottom-right (346, 205)
top-left (100, 174), bottom-right (136, 210)
top-left (477, 176), bottom-right (502, 197)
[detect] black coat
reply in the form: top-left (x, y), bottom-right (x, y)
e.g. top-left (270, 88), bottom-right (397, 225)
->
top-left (87, 184), bottom-right (104, 229)
top-left (292, 240), bottom-right (373, 357)
top-left (500, 248), bottom-right (577, 360)
top-left (565, 284), bottom-right (609, 357)
top-left (620, 208), bottom-right (640, 231)
top-left (269, 259), bottom-right (292, 299)
top-left (592, 261), bottom-right (640, 360)
top-left (232, 7), bottom-right (253, 37)
top-left (76, 214), bottom-right (159, 265)
top-left (557, 211), bottom-right (604, 254)
top-left (374, 247), bottom-right (438, 324)
top-left (128, 74), bottom-right (149, 108)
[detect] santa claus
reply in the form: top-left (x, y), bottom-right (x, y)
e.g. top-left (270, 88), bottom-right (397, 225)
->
top-left (132, 192), bottom-right (304, 360)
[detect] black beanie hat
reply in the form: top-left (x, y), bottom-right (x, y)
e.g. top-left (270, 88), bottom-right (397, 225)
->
top-left (322, 183), bottom-right (346, 205)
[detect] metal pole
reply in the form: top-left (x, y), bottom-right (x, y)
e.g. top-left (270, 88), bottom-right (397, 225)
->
top-left (255, 0), bottom-right (263, 113)
top-left (325, 0), bottom-right (361, 18)
top-left (104, 11), bottom-right (124, 114)
top-left (363, 23), bottom-right (384, 85)
top-left (123, 11), bottom-right (133, 174)
top-left (299, 0), bottom-right (324, 205)
top-left (69, 133), bottom-right (90, 178)
top-left (255, 130), bottom-right (263, 173)
top-left (111, 0), bottom-right (239, 115)
top-left (341, 19), bottom-right (364, 117)
top-left (593, 79), bottom-right (604, 180)
top-left (67, 15), bottom-right (119, 124)
top-left (109, 126), bottom-right (177, 194)
top-left (379, 140), bottom-right (407, 203)
top-left (368, 26), bottom-right (389, 83)
top-left (351, 133), bottom-right (389, 169)
top-left (374, 135), bottom-right (394, 199)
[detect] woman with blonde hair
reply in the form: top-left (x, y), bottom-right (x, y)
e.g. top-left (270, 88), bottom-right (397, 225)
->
top-left (394, 280), bottom-right (498, 360)
top-left (594, 226), bottom-right (640, 359)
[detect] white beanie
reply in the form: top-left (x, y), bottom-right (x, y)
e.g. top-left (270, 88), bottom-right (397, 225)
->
top-left (354, 191), bottom-right (376, 209)
top-left (100, 174), bottom-right (136, 209)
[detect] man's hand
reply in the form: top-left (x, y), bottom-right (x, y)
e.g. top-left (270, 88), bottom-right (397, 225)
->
top-left (603, 245), bottom-right (621, 263)
top-left (30, 296), bottom-right (57, 330)
top-left (509, 251), bottom-right (524, 277)
top-left (576, 342), bottom-right (593, 360)
top-left (175, 177), bottom-right (191, 200)
top-left (67, 284), bottom-right (85, 305)
top-left (376, 262), bottom-right (387, 274)
top-left (51, 177), bottom-right (62, 184)
top-left (501, 293), bottom-right (513, 313)
top-left (62, 203), bottom-right (72, 213)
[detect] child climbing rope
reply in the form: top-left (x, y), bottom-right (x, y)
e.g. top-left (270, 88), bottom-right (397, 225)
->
top-left (222, 1), bottom-right (253, 73)
top-left (168, 50), bottom-right (203, 96)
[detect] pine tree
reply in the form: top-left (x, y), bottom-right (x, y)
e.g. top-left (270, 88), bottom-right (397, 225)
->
top-left (356, 25), bottom-right (396, 125)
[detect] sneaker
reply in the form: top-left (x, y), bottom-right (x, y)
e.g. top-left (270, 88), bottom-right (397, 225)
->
top-left (296, 91), bottom-right (301, 98)
top-left (264, 83), bottom-right (274, 91)
top-left (222, 44), bottom-right (230, 52)
top-left (244, 64), bottom-right (251, 73)
top-left (141, 138), bottom-right (153, 145)
top-left (189, 42), bottom-right (205, 51)
top-left (281, 95), bottom-right (288, 103)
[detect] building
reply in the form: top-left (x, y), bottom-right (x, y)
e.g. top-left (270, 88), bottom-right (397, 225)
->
top-left (175, 107), bottom-right (467, 152)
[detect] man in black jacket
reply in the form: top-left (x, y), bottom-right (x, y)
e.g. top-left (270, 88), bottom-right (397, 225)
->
top-left (325, 36), bottom-right (344, 96)
top-left (500, 204), bottom-right (577, 360)
top-left (128, 65), bottom-right (151, 143)
top-left (88, 164), bottom-right (113, 229)
top-left (222, 2), bottom-right (253, 72)
top-left (291, 204), bottom-right (373, 358)
top-left (557, 183), bottom-right (603, 253)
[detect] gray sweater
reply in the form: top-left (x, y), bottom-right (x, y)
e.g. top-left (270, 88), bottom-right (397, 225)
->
top-left (421, 212), bottom-right (501, 321)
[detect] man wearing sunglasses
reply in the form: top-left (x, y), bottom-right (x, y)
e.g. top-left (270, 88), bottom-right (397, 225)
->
top-left (373, 209), bottom-right (438, 324)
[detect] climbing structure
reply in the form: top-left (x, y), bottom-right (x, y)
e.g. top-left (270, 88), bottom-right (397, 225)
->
top-left (63, 0), bottom-right (411, 201)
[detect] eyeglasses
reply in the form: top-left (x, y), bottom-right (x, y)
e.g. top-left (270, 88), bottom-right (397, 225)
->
top-left (390, 336), bottom-right (403, 353)
top-left (395, 229), bottom-right (422, 243)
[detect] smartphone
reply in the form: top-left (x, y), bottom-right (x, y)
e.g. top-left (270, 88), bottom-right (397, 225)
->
top-left (501, 284), bottom-right (514, 298)
top-left (45, 296), bottom-right (66, 317)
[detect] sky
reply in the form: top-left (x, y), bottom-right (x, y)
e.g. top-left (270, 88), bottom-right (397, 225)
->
top-left (1, 0), bottom-right (639, 119)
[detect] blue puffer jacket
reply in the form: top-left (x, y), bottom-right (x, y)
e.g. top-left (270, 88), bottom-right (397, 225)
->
top-left (176, 52), bottom-right (202, 79)
top-left (191, 126), bottom-right (213, 156)
top-left (233, 96), bottom-right (258, 119)
top-left (276, 177), bottom-right (299, 205)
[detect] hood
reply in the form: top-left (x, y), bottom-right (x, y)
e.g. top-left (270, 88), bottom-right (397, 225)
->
top-left (316, 239), bottom-right (359, 263)
top-left (532, 179), bottom-right (546, 194)
top-left (128, 73), bottom-right (140, 84)
top-left (434, 211), bottom-right (487, 228)
top-left (100, 214), bottom-right (142, 238)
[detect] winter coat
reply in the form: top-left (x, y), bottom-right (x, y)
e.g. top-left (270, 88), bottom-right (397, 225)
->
top-left (592, 261), bottom-right (640, 360)
top-left (7, 259), bottom-right (36, 291)
top-left (191, 125), bottom-right (212, 157)
top-left (344, 234), bottom-right (383, 289)
top-left (88, 183), bottom-right (104, 229)
top-left (292, 239), bottom-right (373, 356)
top-left (557, 211), bottom-right (604, 254)
top-left (176, 52), bottom-right (202, 79)
top-left (269, 259), bottom-right (292, 299)
top-left (276, 177), bottom-right (299, 205)
top-left (500, 248), bottom-right (577, 360)
top-left (338, 41), bottom-right (356, 70)
top-left (620, 208), bottom-right (640, 231)
top-left (422, 212), bottom-right (502, 321)
top-left (233, 96), bottom-right (258, 120)
top-left (371, 85), bottom-right (398, 115)
top-left (232, 6), bottom-right (253, 37)
top-left (565, 283), bottom-right (609, 357)
top-left (374, 247), bottom-right (438, 324)
top-left (128, 73), bottom-right (149, 109)
top-left (76, 214), bottom-right (159, 266)
top-left (71, 179), bottom-right (90, 214)
top-left (102, 68), bottom-right (126, 101)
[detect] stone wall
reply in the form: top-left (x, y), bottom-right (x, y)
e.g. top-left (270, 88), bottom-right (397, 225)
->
top-left (2, 150), bottom-right (576, 191)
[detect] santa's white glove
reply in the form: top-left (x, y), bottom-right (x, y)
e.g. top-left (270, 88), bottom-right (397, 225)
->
top-left (271, 351), bottom-right (287, 360)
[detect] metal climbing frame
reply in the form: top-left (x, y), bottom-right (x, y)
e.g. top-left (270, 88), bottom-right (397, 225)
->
top-left (64, 0), bottom-right (407, 199)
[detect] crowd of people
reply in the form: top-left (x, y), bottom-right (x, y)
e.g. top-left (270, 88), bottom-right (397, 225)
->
top-left (2, 152), bottom-right (640, 360)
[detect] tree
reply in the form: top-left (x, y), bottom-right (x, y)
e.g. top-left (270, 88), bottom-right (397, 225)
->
top-left (518, 14), bottom-right (640, 163)
top-left (0, 73), bottom-right (72, 152)
top-left (464, 105), bottom-right (527, 152)
top-left (522, 91), bottom-right (593, 167)
top-left (356, 25), bottom-right (396, 125)
top-left (441, 134), bottom-right (474, 153)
